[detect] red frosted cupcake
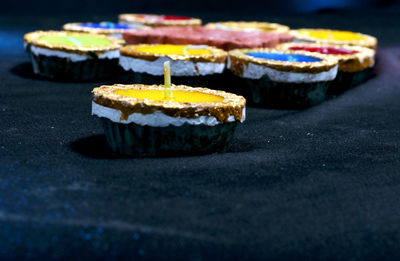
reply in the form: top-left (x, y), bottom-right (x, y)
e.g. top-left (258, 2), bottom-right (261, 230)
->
top-left (119, 14), bottom-right (201, 27)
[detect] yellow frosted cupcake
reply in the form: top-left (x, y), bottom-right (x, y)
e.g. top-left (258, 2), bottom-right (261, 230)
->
top-left (92, 62), bottom-right (246, 156)
top-left (290, 28), bottom-right (377, 49)
top-left (119, 44), bottom-right (227, 89)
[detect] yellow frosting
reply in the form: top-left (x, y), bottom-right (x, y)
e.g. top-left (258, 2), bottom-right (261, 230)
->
top-left (297, 29), bottom-right (366, 41)
top-left (113, 89), bottom-right (224, 103)
top-left (134, 44), bottom-right (212, 56)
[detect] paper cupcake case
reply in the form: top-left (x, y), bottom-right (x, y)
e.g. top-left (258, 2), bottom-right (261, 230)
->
top-left (27, 45), bottom-right (120, 81)
top-left (225, 71), bottom-right (330, 108)
top-left (100, 117), bottom-right (237, 157)
top-left (330, 67), bottom-right (373, 94)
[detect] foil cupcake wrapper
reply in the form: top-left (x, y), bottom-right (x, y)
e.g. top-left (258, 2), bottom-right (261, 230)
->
top-left (27, 45), bottom-right (120, 81)
top-left (100, 117), bottom-right (237, 157)
top-left (117, 70), bottom-right (226, 90)
top-left (226, 71), bottom-right (330, 109)
top-left (328, 67), bottom-right (373, 94)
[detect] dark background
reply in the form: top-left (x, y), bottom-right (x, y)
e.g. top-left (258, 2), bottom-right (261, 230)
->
top-left (1, 0), bottom-right (400, 260)
top-left (0, 0), bottom-right (396, 14)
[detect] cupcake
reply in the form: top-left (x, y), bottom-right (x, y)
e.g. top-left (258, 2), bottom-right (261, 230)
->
top-left (123, 26), bottom-right (293, 51)
top-left (290, 28), bottom-right (377, 49)
top-left (119, 44), bottom-right (227, 89)
top-left (24, 31), bottom-right (124, 81)
top-left (277, 42), bottom-right (376, 93)
top-left (227, 48), bottom-right (338, 108)
top-left (63, 21), bottom-right (148, 39)
top-left (91, 81), bottom-right (246, 156)
top-left (118, 14), bottom-right (201, 27)
top-left (205, 21), bottom-right (289, 33)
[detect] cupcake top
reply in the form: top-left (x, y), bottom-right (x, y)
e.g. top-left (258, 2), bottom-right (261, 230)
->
top-left (290, 29), bottom-right (377, 49)
top-left (92, 84), bottom-right (245, 123)
top-left (229, 48), bottom-right (338, 74)
top-left (123, 26), bottom-right (293, 51)
top-left (63, 22), bottom-right (148, 35)
top-left (205, 21), bottom-right (289, 33)
top-left (277, 42), bottom-right (375, 72)
top-left (120, 44), bottom-right (227, 63)
top-left (119, 14), bottom-right (201, 27)
top-left (24, 31), bottom-right (123, 54)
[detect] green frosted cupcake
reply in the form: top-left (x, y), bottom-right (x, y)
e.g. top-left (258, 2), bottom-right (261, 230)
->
top-left (24, 31), bottom-right (124, 81)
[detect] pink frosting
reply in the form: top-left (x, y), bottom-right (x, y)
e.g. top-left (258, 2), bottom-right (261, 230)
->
top-left (123, 26), bottom-right (293, 51)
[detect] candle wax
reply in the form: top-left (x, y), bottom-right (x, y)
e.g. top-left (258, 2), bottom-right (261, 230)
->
top-left (113, 89), bottom-right (224, 103)
top-left (246, 52), bottom-right (322, 62)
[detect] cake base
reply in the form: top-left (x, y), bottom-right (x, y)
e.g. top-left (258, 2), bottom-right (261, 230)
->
top-left (226, 71), bottom-right (330, 109)
top-left (99, 117), bottom-right (237, 157)
top-left (328, 67), bottom-right (373, 94)
top-left (27, 46), bottom-right (119, 81)
top-left (118, 70), bottom-right (225, 90)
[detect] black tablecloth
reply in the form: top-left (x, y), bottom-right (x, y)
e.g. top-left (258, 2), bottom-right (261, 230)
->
top-left (1, 7), bottom-right (400, 260)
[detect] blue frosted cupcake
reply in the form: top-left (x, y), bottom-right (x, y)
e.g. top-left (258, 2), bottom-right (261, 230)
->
top-left (63, 21), bottom-right (148, 39)
top-left (227, 48), bottom-right (338, 108)
top-left (277, 42), bottom-right (376, 94)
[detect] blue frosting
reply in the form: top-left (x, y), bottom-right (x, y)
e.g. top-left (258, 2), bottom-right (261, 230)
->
top-left (80, 22), bottom-right (133, 30)
top-left (246, 52), bottom-right (322, 62)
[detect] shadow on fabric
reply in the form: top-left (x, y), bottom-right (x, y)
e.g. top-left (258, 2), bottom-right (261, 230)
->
top-left (10, 62), bottom-right (119, 84)
top-left (69, 134), bottom-right (255, 159)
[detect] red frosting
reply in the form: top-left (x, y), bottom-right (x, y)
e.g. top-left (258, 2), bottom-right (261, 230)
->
top-left (135, 14), bottom-right (191, 21)
top-left (162, 15), bottom-right (191, 20)
top-left (289, 46), bottom-right (357, 55)
top-left (123, 26), bottom-right (294, 51)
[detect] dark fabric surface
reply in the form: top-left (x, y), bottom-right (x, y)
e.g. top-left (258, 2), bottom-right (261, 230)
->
top-left (1, 6), bottom-right (400, 260)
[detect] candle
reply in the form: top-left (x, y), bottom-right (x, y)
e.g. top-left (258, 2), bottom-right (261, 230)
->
top-left (163, 61), bottom-right (172, 99)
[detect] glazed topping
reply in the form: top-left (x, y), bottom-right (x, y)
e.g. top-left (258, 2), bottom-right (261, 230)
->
top-left (134, 44), bottom-right (212, 56)
top-left (289, 46), bottom-right (357, 55)
top-left (216, 22), bottom-right (283, 32)
top-left (113, 89), bottom-right (224, 103)
top-left (296, 29), bottom-right (366, 41)
top-left (79, 22), bottom-right (133, 29)
top-left (39, 34), bottom-right (112, 47)
top-left (162, 15), bottom-right (191, 20)
top-left (136, 14), bottom-right (191, 21)
top-left (246, 52), bottom-right (322, 62)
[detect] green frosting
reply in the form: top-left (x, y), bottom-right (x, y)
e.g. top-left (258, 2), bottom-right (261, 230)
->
top-left (39, 34), bottom-right (112, 47)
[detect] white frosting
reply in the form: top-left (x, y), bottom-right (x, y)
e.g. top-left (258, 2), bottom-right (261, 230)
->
top-left (228, 57), bottom-right (338, 83)
top-left (119, 20), bottom-right (145, 27)
top-left (107, 33), bottom-right (123, 39)
top-left (29, 45), bottom-right (120, 62)
top-left (119, 56), bottom-right (225, 76)
top-left (92, 101), bottom-right (245, 127)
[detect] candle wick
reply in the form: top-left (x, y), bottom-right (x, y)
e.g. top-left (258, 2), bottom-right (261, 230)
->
top-left (163, 61), bottom-right (172, 99)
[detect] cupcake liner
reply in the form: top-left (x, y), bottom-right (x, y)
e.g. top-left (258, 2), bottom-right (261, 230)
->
top-left (100, 117), bottom-right (237, 157)
top-left (328, 67), bottom-right (373, 94)
top-left (118, 70), bottom-right (226, 90)
top-left (27, 45), bottom-right (120, 81)
top-left (226, 71), bottom-right (330, 109)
